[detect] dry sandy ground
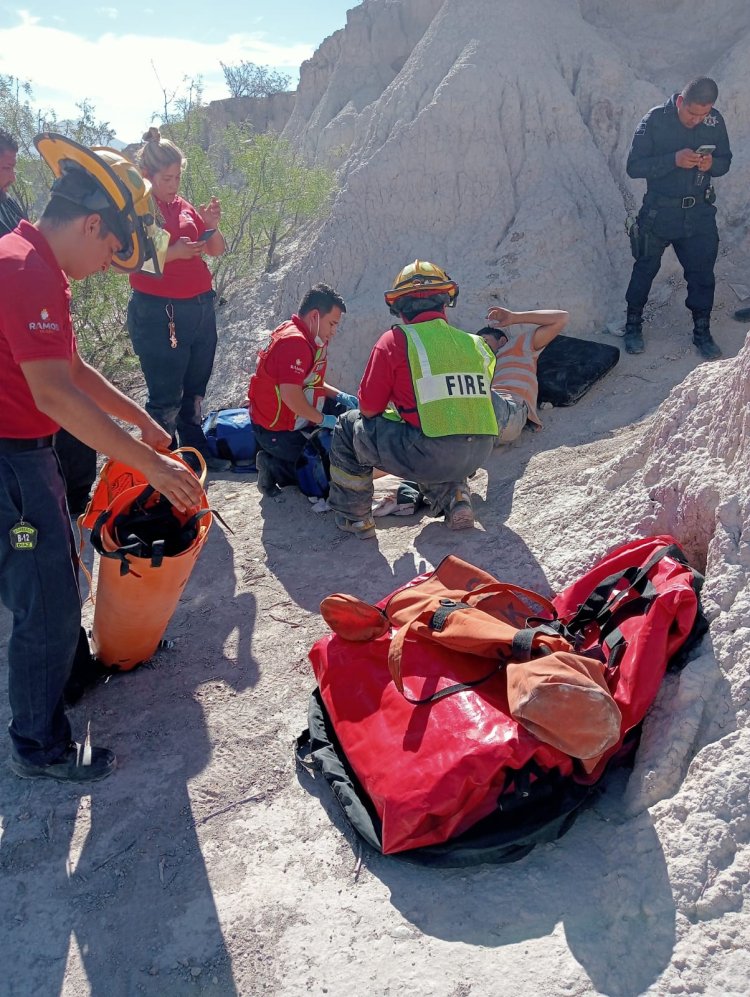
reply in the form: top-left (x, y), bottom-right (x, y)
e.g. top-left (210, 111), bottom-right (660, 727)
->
top-left (1, 288), bottom-right (748, 995)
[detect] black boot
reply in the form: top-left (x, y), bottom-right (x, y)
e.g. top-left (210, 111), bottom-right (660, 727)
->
top-left (254, 450), bottom-right (281, 498)
top-left (623, 309), bottom-right (644, 354)
top-left (692, 312), bottom-right (722, 361)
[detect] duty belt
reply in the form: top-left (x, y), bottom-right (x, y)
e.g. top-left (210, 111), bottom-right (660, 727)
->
top-left (132, 289), bottom-right (215, 305)
top-left (0, 435), bottom-right (55, 454)
top-left (647, 192), bottom-right (701, 210)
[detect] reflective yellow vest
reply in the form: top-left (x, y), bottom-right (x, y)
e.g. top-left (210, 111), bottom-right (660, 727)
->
top-left (384, 319), bottom-right (498, 438)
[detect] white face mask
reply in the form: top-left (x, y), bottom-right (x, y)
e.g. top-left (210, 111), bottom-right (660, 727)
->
top-left (312, 312), bottom-right (324, 347)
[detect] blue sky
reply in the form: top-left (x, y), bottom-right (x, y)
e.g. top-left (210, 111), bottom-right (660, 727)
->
top-left (0, 2), bottom-right (358, 140)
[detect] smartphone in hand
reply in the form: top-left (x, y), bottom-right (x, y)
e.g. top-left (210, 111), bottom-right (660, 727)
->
top-left (695, 145), bottom-right (716, 155)
top-left (195, 228), bottom-right (217, 243)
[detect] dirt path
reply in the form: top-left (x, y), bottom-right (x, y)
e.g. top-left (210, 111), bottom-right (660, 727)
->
top-left (1, 295), bottom-right (748, 996)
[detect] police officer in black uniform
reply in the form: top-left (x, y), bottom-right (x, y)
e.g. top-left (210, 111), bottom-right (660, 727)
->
top-left (624, 77), bottom-right (732, 360)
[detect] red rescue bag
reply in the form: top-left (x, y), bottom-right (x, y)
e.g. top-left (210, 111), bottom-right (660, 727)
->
top-left (305, 536), bottom-right (701, 857)
top-left (551, 535), bottom-right (701, 783)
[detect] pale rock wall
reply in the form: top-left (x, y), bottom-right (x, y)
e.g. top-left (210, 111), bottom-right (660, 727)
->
top-left (510, 331), bottom-right (750, 944)
top-left (203, 91), bottom-right (296, 144)
top-left (284, 0), bottom-right (443, 165)
top-left (216, 0), bottom-right (749, 400)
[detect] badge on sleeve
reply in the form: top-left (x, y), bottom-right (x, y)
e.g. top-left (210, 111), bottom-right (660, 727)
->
top-left (9, 521), bottom-right (38, 551)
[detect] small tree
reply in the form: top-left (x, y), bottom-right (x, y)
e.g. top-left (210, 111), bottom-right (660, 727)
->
top-left (152, 69), bottom-right (206, 148)
top-left (176, 124), bottom-right (335, 300)
top-left (220, 61), bottom-right (291, 99)
top-left (1, 75), bottom-right (116, 217)
top-left (65, 98), bottom-right (115, 147)
top-left (69, 270), bottom-right (136, 383)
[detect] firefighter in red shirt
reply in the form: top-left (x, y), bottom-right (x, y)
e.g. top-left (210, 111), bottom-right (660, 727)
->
top-left (328, 261), bottom-right (498, 539)
top-left (0, 134), bottom-right (202, 782)
top-left (248, 283), bottom-right (356, 496)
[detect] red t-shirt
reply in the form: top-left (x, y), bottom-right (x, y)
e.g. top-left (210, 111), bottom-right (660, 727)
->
top-left (0, 221), bottom-right (75, 437)
top-left (129, 194), bottom-right (213, 299)
top-left (248, 315), bottom-right (328, 431)
top-left (358, 311), bottom-right (447, 429)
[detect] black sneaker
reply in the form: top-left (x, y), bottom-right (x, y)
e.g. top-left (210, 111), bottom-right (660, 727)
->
top-left (732, 306), bottom-right (750, 323)
top-left (9, 742), bottom-right (116, 782)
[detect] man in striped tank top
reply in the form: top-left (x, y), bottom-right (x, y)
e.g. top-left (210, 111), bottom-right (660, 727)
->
top-left (478, 306), bottom-right (568, 445)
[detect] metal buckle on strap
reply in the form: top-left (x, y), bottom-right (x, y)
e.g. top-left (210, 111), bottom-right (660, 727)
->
top-left (429, 599), bottom-right (468, 631)
top-left (681, 196), bottom-right (696, 209)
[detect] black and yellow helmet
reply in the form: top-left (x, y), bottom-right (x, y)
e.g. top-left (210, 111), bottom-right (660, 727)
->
top-left (384, 260), bottom-right (459, 314)
top-left (34, 132), bottom-right (168, 275)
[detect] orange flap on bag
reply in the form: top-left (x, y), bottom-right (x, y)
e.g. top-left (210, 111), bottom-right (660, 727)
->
top-left (506, 651), bottom-right (622, 763)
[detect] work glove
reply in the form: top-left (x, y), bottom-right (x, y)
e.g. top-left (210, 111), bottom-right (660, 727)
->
top-left (335, 392), bottom-right (359, 411)
top-left (320, 413), bottom-right (338, 430)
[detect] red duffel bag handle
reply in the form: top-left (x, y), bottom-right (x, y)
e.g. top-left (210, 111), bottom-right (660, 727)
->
top-left (387, 595), bottom-right (573, 702)
top-left (385, 562), bottom-right (559, 630)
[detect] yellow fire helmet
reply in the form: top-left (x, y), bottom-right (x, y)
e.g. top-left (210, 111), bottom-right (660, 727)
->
top-left (34, 132), bottom-right (169, 276)
top-left (384, 259), bottom-right (459, 313)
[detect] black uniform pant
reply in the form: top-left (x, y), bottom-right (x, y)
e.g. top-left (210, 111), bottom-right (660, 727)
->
top-left (251, 397), bottom-right (349, 489)
top-left (626, 203), bottom-right (719, 315)
top-left (0, 446), bottom-right (80, 764)
top-left (252, 424), bottom-right (308, 487)
top-left (127, 289), bottom-right (218, 451)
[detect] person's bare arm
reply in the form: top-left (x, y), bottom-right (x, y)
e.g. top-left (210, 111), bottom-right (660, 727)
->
top-left (279, 383), bottom-right (326, 425)
top-left (21, 358), bottom-right (203, 512)
top-left (198, 197), bottom-right (225, 257)
top-left (202, 230), bottom-right (226, 258)
top-left (487, 306), bottom-right (568, 350)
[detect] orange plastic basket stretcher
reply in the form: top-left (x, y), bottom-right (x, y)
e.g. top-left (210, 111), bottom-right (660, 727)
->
top-left (79, 449), bottom-right (211, 670)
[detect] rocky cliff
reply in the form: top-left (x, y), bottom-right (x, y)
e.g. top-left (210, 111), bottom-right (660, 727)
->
top-left (216, 0), bottom-right (750, 395)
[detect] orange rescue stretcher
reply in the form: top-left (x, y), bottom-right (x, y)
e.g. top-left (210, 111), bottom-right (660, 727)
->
top-left (79, 449), bottom-right (211, 670)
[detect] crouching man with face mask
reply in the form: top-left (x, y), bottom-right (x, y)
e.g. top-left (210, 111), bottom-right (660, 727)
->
top-left (247, 284), bottom-right (355, 497)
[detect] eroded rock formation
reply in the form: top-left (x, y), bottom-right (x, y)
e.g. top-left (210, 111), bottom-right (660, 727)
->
top-left (217, 0), bottom-right (749, 401)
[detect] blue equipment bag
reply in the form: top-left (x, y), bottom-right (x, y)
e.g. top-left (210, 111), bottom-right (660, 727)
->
top-left (203, 409), bottom-right (257, 473)
top-left (295, 428), bottom-right (333, 498)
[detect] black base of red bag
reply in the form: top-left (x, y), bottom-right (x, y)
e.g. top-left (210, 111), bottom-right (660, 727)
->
top-left (297, 536), bottom-right (706, 865)
top-left (299, 690), bottom-right (623, 866)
